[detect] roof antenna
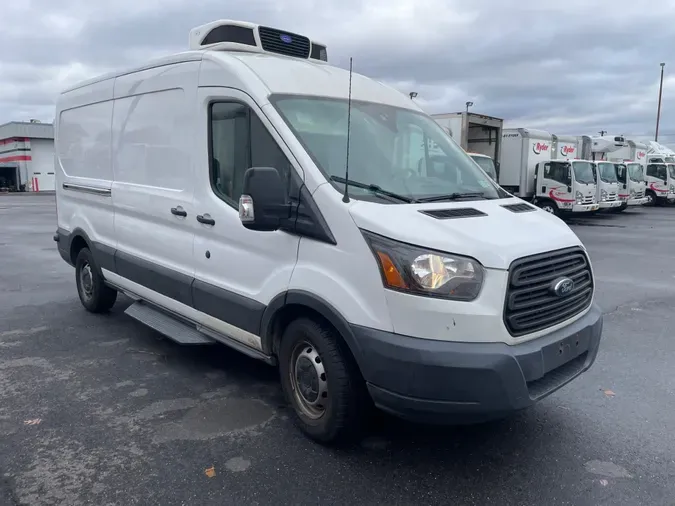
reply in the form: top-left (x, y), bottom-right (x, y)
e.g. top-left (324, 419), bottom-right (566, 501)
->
top-left (342, 57), bottom-right (353, 203)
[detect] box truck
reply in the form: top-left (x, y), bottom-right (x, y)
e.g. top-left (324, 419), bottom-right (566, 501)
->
top-left (432, 112), bottom-right (502, 174)
top-left (500, 128), bottom-right (598, 216)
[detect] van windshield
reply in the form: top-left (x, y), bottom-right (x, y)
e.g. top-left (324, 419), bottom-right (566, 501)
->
top-left (572, 161), bottom-right (595, 184)
top-left (669, 164), bottom-right (675, 179)
top-left (627, 163), bottom-right (644, 182)
top-left (270, 95), bottom-right (505, 202)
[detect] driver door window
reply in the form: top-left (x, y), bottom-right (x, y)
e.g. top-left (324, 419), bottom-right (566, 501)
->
top-left (209, 101), bottom-right (292, 207)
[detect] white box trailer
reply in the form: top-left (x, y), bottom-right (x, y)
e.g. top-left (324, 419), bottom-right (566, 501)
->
top-left (431, 111), bottom-right (503, 168)
top-left (500, 128), bottom-right (598, 215)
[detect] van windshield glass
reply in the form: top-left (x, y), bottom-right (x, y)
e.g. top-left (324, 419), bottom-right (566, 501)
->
top-left (470, 155), bottom-right (497, 179)
top-left (597, 162), bottom-right (618, 182)
top-left (572, 161), bottom-right (595, 184)
top-left (669, 164), bottom-right (675, 179)
top-left (270, 95), bottom-right (505, 202)
top-left (627, 163), bottom-right (643, 182)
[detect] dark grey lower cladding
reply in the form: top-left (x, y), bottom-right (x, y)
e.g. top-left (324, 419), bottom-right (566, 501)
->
top-left (351, 303), bottom-right (604, 424)
top-left (56, 227), bottom-right (264, 336)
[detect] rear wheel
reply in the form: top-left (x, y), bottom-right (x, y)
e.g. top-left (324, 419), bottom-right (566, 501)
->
top-left (75, 248), bottom-right (117, 313)
top-left (279, 317), bottom-right (367, 444)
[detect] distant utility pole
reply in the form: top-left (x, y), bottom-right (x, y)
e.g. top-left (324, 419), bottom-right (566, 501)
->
top-left (655, 62), bottom-right (666, 142)
top-left (598, 130), bottom-right (607, 136)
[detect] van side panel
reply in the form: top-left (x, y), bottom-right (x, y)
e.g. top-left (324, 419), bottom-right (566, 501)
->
top-left (55, 79), bottom-right (116, 254)
top-left (111, 62), bottom-right (200, 305)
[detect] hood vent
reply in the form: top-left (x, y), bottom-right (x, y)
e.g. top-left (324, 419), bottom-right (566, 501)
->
top-left (419, 208), bottom-right (487, 219)
top-left (501, 203), bottom-right (536, 213)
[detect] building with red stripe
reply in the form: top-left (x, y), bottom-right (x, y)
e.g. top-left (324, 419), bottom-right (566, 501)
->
top-left (0, 121), bottom-right (55, 192)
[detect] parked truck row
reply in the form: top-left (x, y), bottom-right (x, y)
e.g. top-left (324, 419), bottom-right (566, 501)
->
top-left (433, 111), bottom-right (675, 216)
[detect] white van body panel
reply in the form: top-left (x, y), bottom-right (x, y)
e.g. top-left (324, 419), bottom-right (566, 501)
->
top-left (290, 183), bottom-right (394, 333)
top-left (55, 79), bottom-right (116, 251)
top-left (111, 61), bottom-right (200, 283)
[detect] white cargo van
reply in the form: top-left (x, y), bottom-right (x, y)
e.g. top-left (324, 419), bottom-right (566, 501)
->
top-left (53, 20), bottom-right (603, 443)
top-left (500, 128), bottom-right (598, 216)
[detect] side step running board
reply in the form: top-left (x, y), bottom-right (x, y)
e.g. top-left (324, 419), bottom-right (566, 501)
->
top-left (123, 301), bottom-right (276, 365)
top-left (125, 301), bottom-right (215, 345)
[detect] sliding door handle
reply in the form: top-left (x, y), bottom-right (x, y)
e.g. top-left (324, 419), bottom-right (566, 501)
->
top-left (171, 206), bottom-right (187, 217)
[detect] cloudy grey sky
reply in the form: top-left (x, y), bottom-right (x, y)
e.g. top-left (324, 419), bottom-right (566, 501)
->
top-left (2, 0), bottom-right (674, 143)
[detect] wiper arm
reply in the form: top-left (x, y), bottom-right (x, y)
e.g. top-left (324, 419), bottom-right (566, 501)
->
top-left (330, 176), bottom-right (414, 203)
top-left (416, 191), bottom-right (486, 203)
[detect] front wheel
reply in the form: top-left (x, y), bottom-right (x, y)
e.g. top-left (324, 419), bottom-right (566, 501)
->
top-left (279, 318), bottom-right (367, 444)
top-left (75, 248), bottom-right (117, 313)
top-left (645, 191), bottom-right (657, 206)
top-left (538, 201), bottom-right (559, 216)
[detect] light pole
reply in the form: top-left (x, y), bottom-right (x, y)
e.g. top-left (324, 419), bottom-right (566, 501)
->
top-left (655, 62), bottom-right (666, 142)
top-left (465, 101), bottom-right (473, 113)
top-left (409, 92), bottom-right (418, 100)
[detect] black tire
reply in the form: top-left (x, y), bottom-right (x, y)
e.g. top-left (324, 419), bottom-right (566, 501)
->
top-left (278, 317), bottom-right (367, 444)
top-left (538, 200), bottom-right (559, 216)
top-left (75, 247), bottom-right (117, 313)
top-left (645, 190), bottom-right (658, 207)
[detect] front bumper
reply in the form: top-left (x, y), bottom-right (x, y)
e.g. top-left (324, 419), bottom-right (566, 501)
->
top-left (572, 203), bottom-right (599, 212)
top-left (598, 200), bottom-right (623, 209)
top-left (353, 303), bottom-right (603, 424)
top-left (627, 197), bottom-right (648, 206)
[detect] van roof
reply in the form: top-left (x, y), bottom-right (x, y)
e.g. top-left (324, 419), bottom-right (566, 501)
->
top-left (60, 49), bottom-right (419, 112)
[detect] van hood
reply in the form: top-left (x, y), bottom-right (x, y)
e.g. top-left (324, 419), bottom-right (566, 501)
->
top-left (348, 198), bottom-right (583, 270)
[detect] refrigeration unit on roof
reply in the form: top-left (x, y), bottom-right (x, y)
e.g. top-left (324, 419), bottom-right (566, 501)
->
top-left (591, 135), bottom-right (626, 153)
top-left (189, 20), bottom-right (328, 62)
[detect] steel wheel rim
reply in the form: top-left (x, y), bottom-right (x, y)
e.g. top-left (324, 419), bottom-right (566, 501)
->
top-left (289, 341), bottom-right (327, 420)
top-left (79, 262), bottom-right (94, 301)
top-left (542, 205), bottom-right (555, 214)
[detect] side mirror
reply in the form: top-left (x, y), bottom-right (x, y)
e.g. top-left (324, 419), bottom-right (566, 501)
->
top-left (239, 167), bottom-right (290, 231)
top-left (567, 186), bottom-right (572, 192)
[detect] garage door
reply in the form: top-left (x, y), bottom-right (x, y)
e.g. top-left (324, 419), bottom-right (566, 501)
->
top-left (30, 139), bottom-right (55, 191)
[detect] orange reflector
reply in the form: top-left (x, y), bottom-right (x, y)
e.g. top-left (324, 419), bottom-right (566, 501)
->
top-left (376, 252), bottom-right (408, 289)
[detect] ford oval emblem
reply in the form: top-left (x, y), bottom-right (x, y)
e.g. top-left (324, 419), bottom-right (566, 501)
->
top-left (551, 277), bottom-right (574, 297)
top-left (280, 34), bottom-right (292, 44)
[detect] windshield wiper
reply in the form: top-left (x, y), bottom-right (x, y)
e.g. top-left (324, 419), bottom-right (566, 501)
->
top-left (330, 176), bottom-right (414, 203)
top-left (416, 191), bottom-right (486, 203)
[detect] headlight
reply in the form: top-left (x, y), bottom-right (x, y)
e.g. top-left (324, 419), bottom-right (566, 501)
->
top-left (600, 189), bottom-right (608, 201)
top-left (361, 230), bottom-right (484, 301)
top-left (575, 191), bottom-right (583, 204)
top-left (630, 189), bottom-right (636, 197)
top-left (670, 185), bottom-right (674, 192)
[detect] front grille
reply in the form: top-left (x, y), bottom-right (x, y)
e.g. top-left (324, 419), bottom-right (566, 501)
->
top-left (582, 195), bottom-right (594, 204)
top-left (607, 193), bottom-right (618, 202)
top-left (504, 247), bottom-right (594, 337)
top-left (258, 26), bottom-right (310, 59)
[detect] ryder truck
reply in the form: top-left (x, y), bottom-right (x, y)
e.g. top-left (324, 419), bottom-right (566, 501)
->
top-left (500, 128), bottom-right (598, 216)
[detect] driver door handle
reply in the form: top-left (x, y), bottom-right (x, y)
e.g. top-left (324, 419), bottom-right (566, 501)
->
top-left (196, 214), bottom-right (215, 226)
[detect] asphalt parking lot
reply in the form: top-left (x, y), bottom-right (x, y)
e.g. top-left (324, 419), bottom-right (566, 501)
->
top-left (1, 195), bottom-right (675, 506)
